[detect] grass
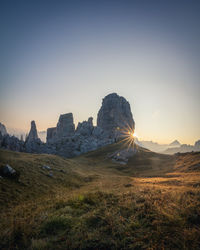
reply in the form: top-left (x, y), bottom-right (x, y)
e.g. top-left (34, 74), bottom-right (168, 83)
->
top-left (0, 144), bottom-right (200, 249)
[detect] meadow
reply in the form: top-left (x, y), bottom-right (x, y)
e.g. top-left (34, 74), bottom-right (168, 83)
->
top-left (0, 143), bottom-right (200, 249)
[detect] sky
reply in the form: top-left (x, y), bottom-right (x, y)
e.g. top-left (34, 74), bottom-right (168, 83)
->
top-left (0, 0), bottom-right (200, 144)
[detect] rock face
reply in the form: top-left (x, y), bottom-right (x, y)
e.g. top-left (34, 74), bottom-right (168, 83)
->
top-left (46, 114), bottom-right (114, 157)
top-left (26, 121), bottom-right (38, 143)
top-left (46, 113), bottom-right (75, 143)
top-left (46, 127), bottom-right (57, 143)
top-left (97, 93), bottom-right (135, 138)
top-left (25, 121), bottom-right (47, 153)
top-left (0, 122), bottom-right (24, 151)
top-left (76, 117), bottom-right (93, 136)
top-left (195, 140), bottom-right (200, 148)
top-left (0, 122), bottom-right (7, 136)
top-left (56, 113), bottom-right (75, 138)
top-left (1, 135), bottom-right (24, 151)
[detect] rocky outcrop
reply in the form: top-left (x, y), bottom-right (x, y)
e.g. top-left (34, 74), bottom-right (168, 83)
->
top-left (46, 127), bottom-right (57, 143)
top-left (46, 114), bottom-right (114, 157)
top-left (97, 93), bottom-right (135, 138)
top-left (56, 113), bottom-right (75, 138)
top-left (195, 140), bottom-right (200, 148)
top-left (46, 113), bottom-right (75, 144)
top-left (76, 117), bottom-right (93, 136)
top-left (1, 135), bottom-right (24, 151)
top-left (0, 122), bottom-right (7, 136)
top-left (109, 147), bottom-right (137, 165)
top-left (25, 121), bottom-right (48, 153)
top-left (1, 93), bottom-right (136, 158)
top-left (26, 121), bottom-right (38, 143)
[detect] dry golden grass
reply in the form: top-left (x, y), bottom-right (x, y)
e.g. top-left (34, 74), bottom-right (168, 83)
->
top-left (0, 145), bottom-right (200, 249)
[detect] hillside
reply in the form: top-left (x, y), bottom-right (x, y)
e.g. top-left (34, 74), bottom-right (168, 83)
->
top-left (0, 144), bottom-right (200, 249)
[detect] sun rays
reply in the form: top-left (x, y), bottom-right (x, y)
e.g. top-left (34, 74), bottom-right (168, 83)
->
top-left (116, 122), bottom-right (137, 150)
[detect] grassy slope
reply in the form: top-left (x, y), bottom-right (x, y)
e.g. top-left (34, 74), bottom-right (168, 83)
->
top-left (0, 143), bottom-right (200, 250)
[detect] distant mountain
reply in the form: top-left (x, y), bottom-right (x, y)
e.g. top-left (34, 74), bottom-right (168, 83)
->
top-left (135, 139), bottom-right (200, 154)
top-left (169, 140), bottom-right (181, 148)
top-left (137, 140), bottom-right (168, 152)
top-left (163, 140), bottom-right (200, 154)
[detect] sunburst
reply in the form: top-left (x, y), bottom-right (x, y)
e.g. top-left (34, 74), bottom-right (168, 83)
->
top-left (117, 122), bottom-right (137, 150)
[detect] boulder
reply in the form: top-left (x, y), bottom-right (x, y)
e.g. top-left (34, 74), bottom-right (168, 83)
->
top-left (97, 93), bottom-right (135, 138)
top-left (42, 165), bottom-right (51, 170)
top-left (0, 164), bottom-right (20, 180)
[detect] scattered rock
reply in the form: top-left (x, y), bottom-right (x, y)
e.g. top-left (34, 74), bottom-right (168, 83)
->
top-left (112, 159), bottom-right (127, 165)
top-left (0, 164), bottom-right (20, 180)
top-left (42, 165), bottom-right (51, 170)
top-left (48, 172), bottom-right (53, 177)
top-left (124, 183), bottom-right (132, 187)
top-left (2, 164), bottom-right (16, 175)
top-left (109, 147), bottom-right (137, 163)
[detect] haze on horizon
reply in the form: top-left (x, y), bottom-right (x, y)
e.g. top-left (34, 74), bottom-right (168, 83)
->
top-left (0, 0), bottom-right (200, 145)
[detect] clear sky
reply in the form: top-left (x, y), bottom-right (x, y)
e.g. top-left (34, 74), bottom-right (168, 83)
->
top-left (0, 0), bottom-right (200, 144)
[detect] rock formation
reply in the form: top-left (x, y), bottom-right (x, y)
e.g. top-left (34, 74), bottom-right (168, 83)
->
top-left (1, 134), bottom-right (24, 151)
top-left (97, 93), bottom-right (135, 138)
top-left (195, 140), bottom-right (200, 148)
top-left (76, 117), bottom-right (93, 136)
top-left (46, 127), bottom-right (57, 143)
top-left (0, 93), bottom-right (136, 158)
top-left (0, 122), bottom-right (7, 136)
top-left (56, 113), bottom-right (75, 138)
top-left (47, 113), bottom-right (75, 143)
top-left (25, 121), bottom-right (47, 153)
top-left (26, 121), bottom-right (38, 142)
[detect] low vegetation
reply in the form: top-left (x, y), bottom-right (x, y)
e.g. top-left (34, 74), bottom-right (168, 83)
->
top-left (0, 144), bottom-right (200, 249)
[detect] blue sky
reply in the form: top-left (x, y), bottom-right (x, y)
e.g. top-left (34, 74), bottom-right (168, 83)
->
top-left (0, 0), bottom-right (200, 144)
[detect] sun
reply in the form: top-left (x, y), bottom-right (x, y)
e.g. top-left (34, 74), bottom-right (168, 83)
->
top-left (132, 131), bottom-right (137, 138)
top-left (128, 131), bottom-right (137, 138)
top-left (119, 125), bottom-right (137, 150)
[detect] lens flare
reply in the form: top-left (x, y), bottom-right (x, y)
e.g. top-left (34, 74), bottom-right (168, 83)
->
top-left (117, 123), bottom-right (137, 150)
